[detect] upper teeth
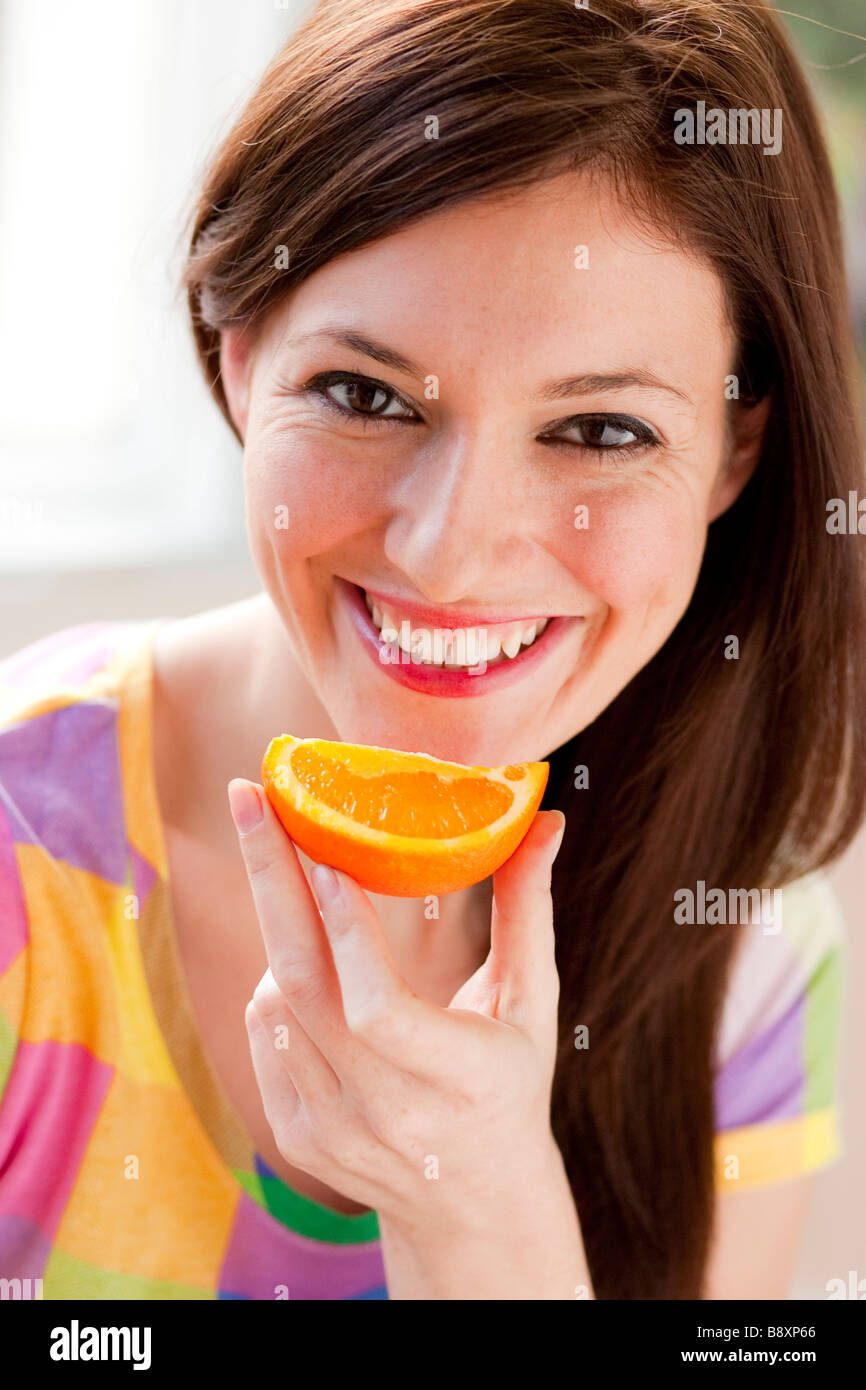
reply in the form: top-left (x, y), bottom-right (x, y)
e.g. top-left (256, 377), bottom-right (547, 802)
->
top-left (362, 590), bottom-right (549, 667)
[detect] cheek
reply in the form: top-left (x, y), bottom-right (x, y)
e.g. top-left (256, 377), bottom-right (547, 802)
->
top-left (244, 440), bottom-right (373, 563)
top-left (569, 484), bottom-right (706, 614)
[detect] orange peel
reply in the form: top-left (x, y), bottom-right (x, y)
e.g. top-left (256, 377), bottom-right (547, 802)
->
top-left (261, 735), bottom-right (549, 897)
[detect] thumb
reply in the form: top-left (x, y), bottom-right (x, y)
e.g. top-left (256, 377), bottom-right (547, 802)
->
top-left (487, 809), bottom-right (565, 1028)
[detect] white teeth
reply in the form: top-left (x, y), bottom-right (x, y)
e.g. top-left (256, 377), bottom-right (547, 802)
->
top-left (483, 633), bottom-right (502, 661)
top-left (361, 588), bottom-right (551, 668)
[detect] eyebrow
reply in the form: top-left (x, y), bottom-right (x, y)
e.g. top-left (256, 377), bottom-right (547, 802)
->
top-left (537, 370), bottom-right (693, 406)
top-left (289, 327), bottom-right (421, 378)
top-left (288, 326), bottom-right (694, 406)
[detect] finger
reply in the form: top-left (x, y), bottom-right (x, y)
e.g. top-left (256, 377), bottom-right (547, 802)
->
top-left (310, 859), bottom-right (457, 1075)
top-left (229, 778), bottom-right (347, 1054)
top-left (487, 809), bottom-right (565, 1030)
top-left (250, 968), bottom-right (341, 1107)
top-left (246, 1001), bottom-right (303, 1151)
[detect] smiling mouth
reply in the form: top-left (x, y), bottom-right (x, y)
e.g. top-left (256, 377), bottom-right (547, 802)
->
top-left (361, 587), bottom-right (554, 669)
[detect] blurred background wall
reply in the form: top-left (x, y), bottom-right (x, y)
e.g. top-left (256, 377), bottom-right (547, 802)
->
top-left (0, 0), bottom-right (863, 1298)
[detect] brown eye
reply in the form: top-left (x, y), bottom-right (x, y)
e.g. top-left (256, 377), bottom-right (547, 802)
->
top-left (579, 418), bottom-right (635, 447)
top-left (332, 380), bottom-right (391, 414)
top-left (560, 415), bottom-right (650, 449)
top-left (310, 372), bottom-right (418, 421)
top-left (538, 411), bottom-right (661, 465)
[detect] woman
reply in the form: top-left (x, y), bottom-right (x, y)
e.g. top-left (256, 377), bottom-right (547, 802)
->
top-left (1, 0), bottom-right (864, 1300)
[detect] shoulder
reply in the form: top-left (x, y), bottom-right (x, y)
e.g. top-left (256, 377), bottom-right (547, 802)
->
top-left (716, 871), bottom-right (843, 1070)
top-left (1, 619), bottom-right (132, 695)
top-left (713, 870), bottom-right (844, 1191)
top-left (0, 620), bottom-right (153, 728)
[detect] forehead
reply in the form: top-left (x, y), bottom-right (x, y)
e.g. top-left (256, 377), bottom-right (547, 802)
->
top-left (266, 169), bottom-right (732, 386)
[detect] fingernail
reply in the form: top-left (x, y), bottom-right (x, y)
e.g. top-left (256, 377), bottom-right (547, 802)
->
top-left (228, 779), bottom-right (264, 835)
top-left (312, 860), bottom-right (343, 906)
top-left (550, 811), bottom-right (566, 857)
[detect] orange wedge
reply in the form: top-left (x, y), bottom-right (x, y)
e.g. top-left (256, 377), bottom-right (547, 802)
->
top-left (261, 735), bottom-right (549, 897)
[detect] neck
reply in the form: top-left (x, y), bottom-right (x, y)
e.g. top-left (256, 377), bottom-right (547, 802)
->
top-left (153, 592), bottom-right (492, 991)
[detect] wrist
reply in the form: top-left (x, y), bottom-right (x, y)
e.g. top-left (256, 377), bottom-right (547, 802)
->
top-left (381, 1131), bottom-right (562, 1240)
top-left (377, 1135), bottom-right (593, 1299)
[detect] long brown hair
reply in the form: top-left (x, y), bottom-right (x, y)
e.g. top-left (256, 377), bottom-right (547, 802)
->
top-left (182, 0), bottom-right (866, 1297)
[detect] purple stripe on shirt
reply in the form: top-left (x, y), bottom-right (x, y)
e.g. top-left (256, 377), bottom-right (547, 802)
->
top-left (0, 703), bottom-right (128, 885)
top-left (715, 990), bottom-right (805, 1130)
top-left (218, 1193), bottom-right (386, 1301)
top-left (0, 1214), bottom-right (54, 1282)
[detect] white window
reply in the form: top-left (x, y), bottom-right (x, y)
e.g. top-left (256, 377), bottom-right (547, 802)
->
top-left (0, 0), bottom-right (311, 571)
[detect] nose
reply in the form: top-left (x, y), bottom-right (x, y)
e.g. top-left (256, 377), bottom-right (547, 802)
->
top-left (382, 429), bottom-right (524, 603)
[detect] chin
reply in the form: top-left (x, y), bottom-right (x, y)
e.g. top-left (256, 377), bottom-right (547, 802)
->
top-left (323, 698), bottom-right (547, 769)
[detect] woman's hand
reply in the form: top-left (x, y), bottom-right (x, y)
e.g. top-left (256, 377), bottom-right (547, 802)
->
top-left (228, 779), bottom-right (590, 1296)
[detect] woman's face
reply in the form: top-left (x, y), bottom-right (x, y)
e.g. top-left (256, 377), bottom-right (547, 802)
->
top-left (220, 169), bottom-right (763, 766)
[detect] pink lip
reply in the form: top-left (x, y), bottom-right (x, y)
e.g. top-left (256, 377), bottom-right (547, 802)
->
top-left (337, 578), bottom-right (582, 699)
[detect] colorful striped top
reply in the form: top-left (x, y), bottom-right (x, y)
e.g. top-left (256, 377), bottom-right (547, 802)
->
top-left (0, 620), bottom-right (844, 1299)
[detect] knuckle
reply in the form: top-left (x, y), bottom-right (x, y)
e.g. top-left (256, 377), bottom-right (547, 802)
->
top-left (321, 906), bottom-right (357, 943)
top-left (345, 986), bottom-right (416, 1045)
top-left (501, 996), bottom-right (529, 1030)
top-left (252, 977), bottom-right (286, 1022)
top-left (275, 1116), bottom-right (315, 1167)
top-left (343, 993), bottom-right (391, 1041)
top-left (308, 1112), bottom-right (355, 1168)
top-left (449, 1066), bottom-right (485, 1108)
top-left (243, 838), bottom-right (283, 883)
top-left (367, 1103), bottom-right (416, 1155)
top-left (279, 966), bottom-right (329, 1011)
